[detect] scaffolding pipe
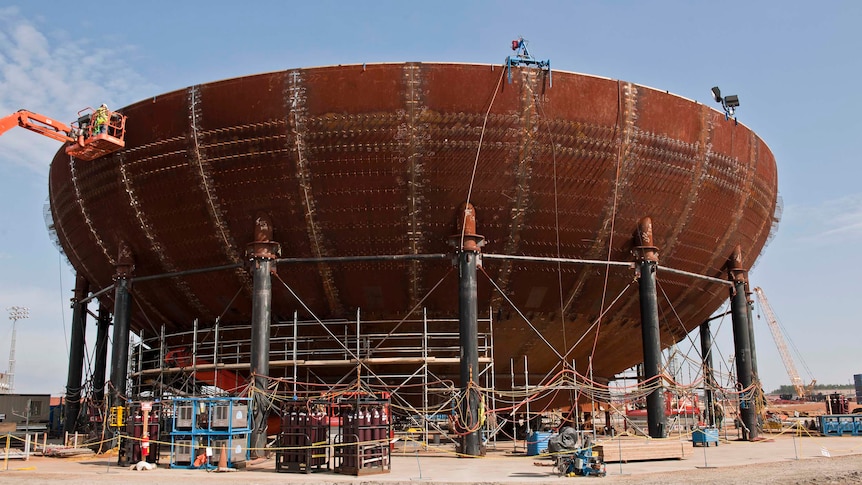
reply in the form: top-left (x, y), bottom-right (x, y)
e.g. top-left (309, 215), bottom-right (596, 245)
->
top-left (524, 355), bottom-right (530, 435)
top-left (192, 318), bottom-right (198, 389)
top-left (276, 253), bottom-right (449, 265)
top-left (292, 312), bottom-right (298, 398)
top-left (482, 253), bottom-right (732, 286)
top-left (423, 308), bottom-right (429, 447)
top-left (214, 317), bottom-right (220, 392)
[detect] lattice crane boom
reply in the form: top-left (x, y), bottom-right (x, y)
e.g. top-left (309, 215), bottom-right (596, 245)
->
top-left (753, 287), bottom-right (808, 399)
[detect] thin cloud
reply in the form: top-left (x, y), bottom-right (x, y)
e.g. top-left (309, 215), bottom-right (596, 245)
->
top-left (0, 7), bottom-right (154, 176)
top-left (785, 194), bottom-right (862, 244)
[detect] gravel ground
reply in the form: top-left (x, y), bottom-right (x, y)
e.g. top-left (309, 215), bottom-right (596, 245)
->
top-left (603, 455), bottom-right (862, 484)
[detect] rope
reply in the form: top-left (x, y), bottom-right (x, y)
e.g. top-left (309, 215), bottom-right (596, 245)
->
top-left (587, 80), bottom-right (627, 377)
top-left (460, 67), bottom-right (506, 248)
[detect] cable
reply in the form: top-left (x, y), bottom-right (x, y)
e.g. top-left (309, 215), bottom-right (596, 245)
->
top-left (460, 67), bottom-right (506, 249)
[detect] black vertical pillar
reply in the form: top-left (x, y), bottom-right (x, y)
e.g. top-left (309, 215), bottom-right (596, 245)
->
top-left (109, 242), bottom-right (135, 408)
top-left (64, 274), bottom-right (89, 434)
top-left (635, 217), bottom-right (666, 439)
top-left (700, 321), bottom-right (715, 427)
top-left (744, 284), bottom-right (759, 380)
top-left (109, 279), bottom-right (132, 407)
top-left (452, 203), bottom-right (484, 456)
top-left (92, 303), bottom-right (111, 407)
top-left (248, 213), bottom-right (280, 458)
top-left (728, 246), bottom-right (757, 440)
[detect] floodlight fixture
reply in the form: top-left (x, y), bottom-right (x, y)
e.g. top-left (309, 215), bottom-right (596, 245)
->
top-left (710, 85), bottom-right (740, 122)
top-left (724, 94), bottom-right (740, 108)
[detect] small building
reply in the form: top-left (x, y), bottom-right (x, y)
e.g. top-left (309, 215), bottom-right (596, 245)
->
top-left (0, 394), bottom-right (51, 430)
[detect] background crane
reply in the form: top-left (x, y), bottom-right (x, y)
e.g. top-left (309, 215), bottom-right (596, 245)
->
top-left (753, 287), bottom-right (816, 399)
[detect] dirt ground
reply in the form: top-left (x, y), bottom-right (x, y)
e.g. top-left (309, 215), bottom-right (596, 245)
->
top-left (3, 434), bottom-right (862, 484)
top-left (4, 455), bottom-right (861, 484)
top-left (604, 455), bottom-right (862, 484)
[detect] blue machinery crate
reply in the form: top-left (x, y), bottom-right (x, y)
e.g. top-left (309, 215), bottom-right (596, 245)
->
top-left (170, 397), bottom-right (252, 469)
top-left (819, 414), bottom-right (862, 436)
top-left (691, 427), bottom-right (719, 447)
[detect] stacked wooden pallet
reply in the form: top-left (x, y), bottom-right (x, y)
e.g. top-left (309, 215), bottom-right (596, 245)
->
top-left (596, 439), bottom-right (689, 463)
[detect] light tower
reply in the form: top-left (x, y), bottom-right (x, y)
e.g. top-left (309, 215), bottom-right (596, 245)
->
top-left (5, 306), bottom-right (30, 393)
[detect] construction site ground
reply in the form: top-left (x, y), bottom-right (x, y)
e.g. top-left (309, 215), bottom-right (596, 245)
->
top-left (3, 432), bottom-right (862, 484)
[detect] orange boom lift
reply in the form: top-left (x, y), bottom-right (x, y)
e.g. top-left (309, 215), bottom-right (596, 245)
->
top-left (0, 107), bottom-right (127, 161)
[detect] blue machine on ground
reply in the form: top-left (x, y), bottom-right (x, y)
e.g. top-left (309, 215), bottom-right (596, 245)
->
top-left (555, 446), bottom-right (606, 477)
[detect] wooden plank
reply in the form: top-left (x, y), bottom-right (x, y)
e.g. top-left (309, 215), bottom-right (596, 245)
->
top-left (596, 439), bottom-right (689, 463)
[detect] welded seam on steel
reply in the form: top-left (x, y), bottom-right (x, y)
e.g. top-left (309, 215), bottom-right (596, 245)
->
top-left (489, 68), bottom-right (537, 312)
top-left (578, 82), bottom-right (646, 336)
top-left (69, 156), bottom-right (115, 267)
top-left (661, 105), bottom-right (715, 326)
top-left (514, 81), bottom-right (640, 360)
top-left (746, 139), bottom-right (777, 265)
top-left (517, 81), bottom-right (639, 365)
top-left (562, 81), bottom-right (638, 319)
top-left (287, 69), bottom-right (342, 315)
top-left (49, 165), bottom-right (95, 284)
top-left (118, 149), bottom-right (209, 317)
top-left (188, 85), bottom-right (241, 265)
top-left (403, 63), bottom-right (425, 310)
top-left (676, 127), bottom-right (760, 321)
top-left (661, 105), bottom-right (712, 256)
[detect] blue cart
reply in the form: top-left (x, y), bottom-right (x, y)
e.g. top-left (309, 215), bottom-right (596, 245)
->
top-left (692, 427), bottom-right (719, 447)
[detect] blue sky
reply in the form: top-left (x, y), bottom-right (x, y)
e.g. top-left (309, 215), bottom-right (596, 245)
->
top-left (0, 1), bottom-right (860, 395)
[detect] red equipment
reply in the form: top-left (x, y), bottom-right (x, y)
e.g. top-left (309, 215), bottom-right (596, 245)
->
top-left (0, 108), bottom-right (126, 161)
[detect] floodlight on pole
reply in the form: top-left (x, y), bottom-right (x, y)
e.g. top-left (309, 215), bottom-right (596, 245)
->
top-left (5, 306), bottom-right (30, 393)
top-left (710, 85), bottom-right (740, 123)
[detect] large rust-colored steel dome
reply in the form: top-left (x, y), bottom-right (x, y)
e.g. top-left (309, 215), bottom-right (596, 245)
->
top-left (48, 63), bottom-right (777, 380)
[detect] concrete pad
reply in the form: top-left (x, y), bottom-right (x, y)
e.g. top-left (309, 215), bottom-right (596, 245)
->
top-left (1, 434), bottom-right (861, 483)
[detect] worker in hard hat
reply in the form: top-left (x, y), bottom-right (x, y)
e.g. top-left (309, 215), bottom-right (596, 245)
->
top-left (93, 104), bottom-right (109, 135)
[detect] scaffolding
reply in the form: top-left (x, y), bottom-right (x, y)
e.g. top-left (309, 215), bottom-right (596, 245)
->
top-left (128, 308), bottom-right (496, 449)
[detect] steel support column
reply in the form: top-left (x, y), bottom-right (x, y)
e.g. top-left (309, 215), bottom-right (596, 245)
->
top-left (109, 242), bottom-right (135, 408)
top-left (63, 274), bottom-right (89, 434)
top-left (745, 283), bottom-right (759, 380)
top-left (634, 217), bottom-right (666, 439)
top-left (452, 204), bottom-right (484, 456)
top-left (700, 321), bottom-right (716, 427)
top-left (728, 245), bottom-right (757, 440)
top-left (248, 214), bottom-right (280, 458)
top-left (92, 302), bottom-right (111, 406)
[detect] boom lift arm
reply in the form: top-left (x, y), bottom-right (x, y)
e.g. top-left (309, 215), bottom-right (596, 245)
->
top-left (0, 107), bottom-right (127, 161)
top-left (0, 110), bottom-right (77, 143)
